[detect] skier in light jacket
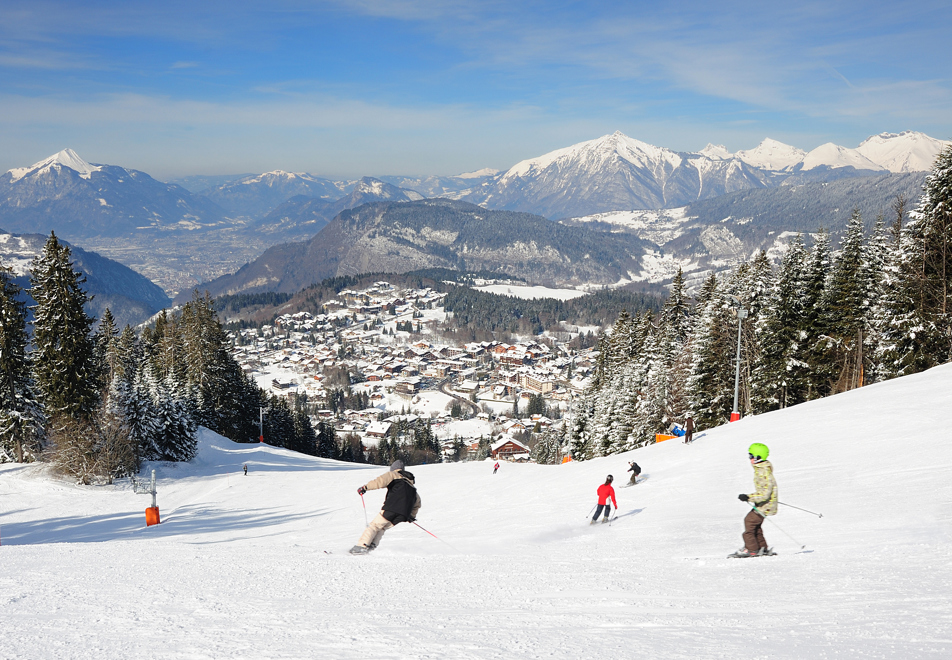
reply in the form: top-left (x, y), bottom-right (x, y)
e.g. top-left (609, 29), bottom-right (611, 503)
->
top-left (731, 443), bottom-right (778, 557)
top-left (351, 460), bottom-right (421, 555)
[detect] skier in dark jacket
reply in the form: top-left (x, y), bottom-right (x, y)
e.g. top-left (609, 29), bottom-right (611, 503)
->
top-left (627, 461), bottom-right (641, 485)
top-left (592, 475), bottom-right (617, 524)
top-left (351, 460), bottom-right (422, 554)
top-left (684, 417), bottom-right (694, 444)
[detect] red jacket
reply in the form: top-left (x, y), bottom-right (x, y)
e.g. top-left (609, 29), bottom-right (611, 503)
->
top-left (597, 483), bottom-right (617, 507)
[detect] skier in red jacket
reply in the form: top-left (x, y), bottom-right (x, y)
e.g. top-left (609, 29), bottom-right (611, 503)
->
top-left (591, 475), bottom-right (617, 524)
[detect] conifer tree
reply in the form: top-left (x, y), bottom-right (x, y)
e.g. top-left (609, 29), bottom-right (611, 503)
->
top-left (751, 235), bottom-right (808, 411)
top-left (798, 229), bottom-right (833, 399)
top-left (150, 374), bottom-right (197, 462)
top-left (30, 232), bottom-right (99, 421)
top-left (566, 392), bottom-right (594, 460)
top-left (94, 308), bottom-right (119, 390)
top-left (316, 420), bottom-right (340, 459)
top-left (687, 273), bottom-right (736, 427)
top-left (863, 215), bottom-right (892, 384)
top-left (820, 209), bottom-right (869, 392)
top-left (876, 145), bottom-right (952, 376)
top-left (0, 265), bottom-right (45, 462)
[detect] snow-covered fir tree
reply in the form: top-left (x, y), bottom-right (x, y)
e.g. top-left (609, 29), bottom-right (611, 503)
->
top-left (875, 144), bottom-right (952, 376)
top-left (0, 265), bottom-right (45, 462)
top-left (30, 233), bottom-right (100, 421)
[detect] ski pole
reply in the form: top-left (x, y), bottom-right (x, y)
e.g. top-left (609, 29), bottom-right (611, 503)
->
top-left (413, 521), bottom-right (440, 540)
top-left (360, 493), bottom-right (369, 527)
top-left (412, 521), bottom-right (458, 551)
top-left (586, 504), bottom-right (596, 519)
top-left (752, 504), bottom-right (806, 550)
top-left (779, 501), bottom-right (823, 518)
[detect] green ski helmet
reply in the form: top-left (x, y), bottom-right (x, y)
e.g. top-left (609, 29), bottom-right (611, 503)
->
top-left (748, 443), bottom-right (769, 461)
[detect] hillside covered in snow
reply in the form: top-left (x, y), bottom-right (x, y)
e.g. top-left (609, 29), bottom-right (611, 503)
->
top-left (1, 361), bottom-right (950, 658)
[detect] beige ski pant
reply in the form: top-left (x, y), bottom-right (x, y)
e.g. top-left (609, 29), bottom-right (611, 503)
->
top-left (357, 512), bottom-right (394, 548)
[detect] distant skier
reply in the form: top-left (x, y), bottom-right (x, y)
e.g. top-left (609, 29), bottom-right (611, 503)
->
top-left (627, 461), bottom-right (641, 485)
top-left (591, 475), bottom-right (617, 524)
top-left (493, 461), bottom-right (500, 475)
top-left (684, 417), bottom-right (694, 444)
top-left (243, 464), bottom-right (248, 476)
top-left (729, 443), bottom-right (778, 558)
top-left (350, 460), bottom-right (421, 555)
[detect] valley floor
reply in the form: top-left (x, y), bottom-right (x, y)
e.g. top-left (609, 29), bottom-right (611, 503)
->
top-left (2, 365), bottom-right (952, 659)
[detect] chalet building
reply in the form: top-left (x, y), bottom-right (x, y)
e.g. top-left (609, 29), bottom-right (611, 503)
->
top-left (491, 437), bottom-right (531, 461)
top-left (365, 421), bottom-right (392, 439)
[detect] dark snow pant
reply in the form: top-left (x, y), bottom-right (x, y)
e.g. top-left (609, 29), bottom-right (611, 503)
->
top-left (684, 431), bottom-right (693, 444)
top-left (743, 509), bottom-right (767, 553)
top-left (593, 504), bottom-right (611, 521)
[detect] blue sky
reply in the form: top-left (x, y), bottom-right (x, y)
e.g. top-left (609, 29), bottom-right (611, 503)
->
top-left (1, 0), bottom-right (950, 179)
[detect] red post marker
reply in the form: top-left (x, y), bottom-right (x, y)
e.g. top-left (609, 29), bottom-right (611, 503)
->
top-left (730, 411), bottom-right (741, 422)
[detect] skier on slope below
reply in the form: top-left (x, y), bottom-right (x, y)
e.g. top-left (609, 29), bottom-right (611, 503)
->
top-left (730, 443), bottom-right (778, 558)
top-left (627, 461), bottom-right (641, 485)
top-left (592, 475), bottom-right (617, 524)
top-left (351, 460), bottom-right (421, 555)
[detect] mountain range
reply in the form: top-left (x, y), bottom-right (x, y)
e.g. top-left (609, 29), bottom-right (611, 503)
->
top-left (252, 177), bottom-right (424, 242)
top-left (2, 130), bottom-right (947, 299)
top-left (0, 150), bottom-right (228, 238)
top-left (0, 231), bottom-right (171, 327)
top-left (456, 130), bottom-right (949, 219)
top-left (173, 199), bottom-right (649, 304)
top-left (563, 171), bottom-right (928, 286)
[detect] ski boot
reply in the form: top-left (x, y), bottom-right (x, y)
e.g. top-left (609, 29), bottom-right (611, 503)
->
top-left (728, 548), bottom-right (759, 558)
top-left (349, 545), bottom-right (371, 555)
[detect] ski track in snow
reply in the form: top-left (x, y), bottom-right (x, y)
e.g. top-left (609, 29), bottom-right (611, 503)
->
top-left (3, 365), bottom-right (952, 658)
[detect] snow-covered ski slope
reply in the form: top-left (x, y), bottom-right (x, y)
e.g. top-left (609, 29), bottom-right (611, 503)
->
top-left (2, 365), bottom-right (952, 659)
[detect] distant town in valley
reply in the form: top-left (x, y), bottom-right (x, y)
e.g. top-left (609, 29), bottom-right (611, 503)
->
top-left (232, 280), bottom-right (595, 462)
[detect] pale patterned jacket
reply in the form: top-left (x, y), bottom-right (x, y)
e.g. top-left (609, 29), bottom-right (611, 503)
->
top-left (749, 460), bottom-right (778, 516)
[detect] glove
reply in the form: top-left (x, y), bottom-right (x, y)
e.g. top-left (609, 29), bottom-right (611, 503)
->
top-left (408, 517), bottom-right (416, 524)
top-left (738, 494), bottom-right (749, 502)
top-left (357, 486), bottom-right (367, 496)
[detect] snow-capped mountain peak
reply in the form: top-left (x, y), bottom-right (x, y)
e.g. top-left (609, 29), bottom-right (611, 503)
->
top-left (698, 144), bottom-right (733, 160)
top-left (500, 131), bottom-right (682, 183)
top-left (734, 139), bottom-right (806, 171)
top-left (242, 171), bottom-right (306, 185)
top-left (801, 143), bottom-right (883, 172)
top-left (7, 148), bottom-right (101, 182)
top-left (457, 167), bottom-right (500, 179)
top-left (855, 131), bottom-right (951, 173)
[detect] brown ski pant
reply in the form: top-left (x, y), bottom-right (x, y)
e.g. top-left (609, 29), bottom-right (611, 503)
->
top-left (357, 512), bottom-right (394, 548)
top-left (742, 509), bottom-right (768, 553)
